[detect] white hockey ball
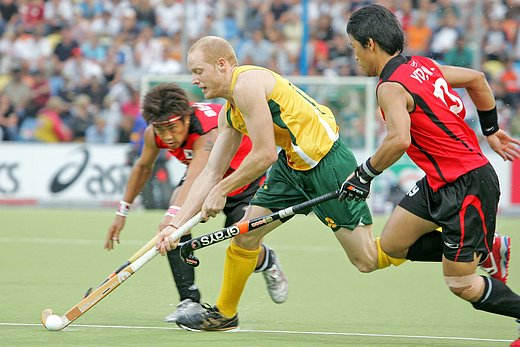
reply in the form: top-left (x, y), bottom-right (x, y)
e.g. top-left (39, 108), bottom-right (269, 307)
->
top-left (45, 315), bottom-right (63, 331)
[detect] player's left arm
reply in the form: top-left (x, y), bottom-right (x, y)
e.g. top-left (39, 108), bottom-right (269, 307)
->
top-left (172, 129), bottom-right (218, 206)
top-left (370, 82), bottom-right (412, 170)
top-left (438, 63), bottom-right (520, 161)
top-left (340, 82), bottom-right (411, 201)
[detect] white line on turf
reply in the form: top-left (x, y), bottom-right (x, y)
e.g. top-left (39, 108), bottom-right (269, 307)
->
top-left (0, 237), bottom-right (335, 251)
top-left (0, 322), bottom-right (511, 343)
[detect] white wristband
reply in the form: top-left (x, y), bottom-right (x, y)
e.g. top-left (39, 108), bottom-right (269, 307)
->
top-left (164, 205), bottom-right (181, 217)
top-left (116, 200), bottom-right (132, 217)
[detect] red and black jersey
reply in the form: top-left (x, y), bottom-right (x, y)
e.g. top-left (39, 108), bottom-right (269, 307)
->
top-left (154, 102), bottom-right (256, 196)
top-left (378, 55), bottom-right (489, 191)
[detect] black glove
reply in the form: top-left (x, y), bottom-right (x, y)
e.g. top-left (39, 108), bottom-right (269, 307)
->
top-left (339, 158), bottom-right (381, 201)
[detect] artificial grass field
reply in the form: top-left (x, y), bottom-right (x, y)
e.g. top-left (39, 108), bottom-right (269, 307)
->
top-left (0, 207), bottom-right (518, 346)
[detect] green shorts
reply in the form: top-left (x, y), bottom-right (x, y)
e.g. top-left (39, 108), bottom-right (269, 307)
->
top-left (251, 139), bottom-right (373, 231)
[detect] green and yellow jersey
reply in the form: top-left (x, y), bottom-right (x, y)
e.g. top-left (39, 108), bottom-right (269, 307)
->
top-left (225, 65), bottom-right (339, 171)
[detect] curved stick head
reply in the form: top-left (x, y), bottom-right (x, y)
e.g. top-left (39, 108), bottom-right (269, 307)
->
top-left (179, 242), bottom-right (200, 267)
top-left (41, 308), bottom-right (53, 326)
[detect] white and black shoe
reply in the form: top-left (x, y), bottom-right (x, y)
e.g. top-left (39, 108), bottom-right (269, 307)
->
top-left (164, 298), bottom-right (205, 323)
top-left (262, 249), bottom-right (288, 304)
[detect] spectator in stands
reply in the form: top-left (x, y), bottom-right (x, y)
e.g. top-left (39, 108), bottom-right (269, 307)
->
top-left (28, 68), bottom-right (50, 115)
top-left (85, 114), bottom-right (117, 144)
top-left (61, 47), bottom-right (104, 90)
top-left (154, 0), bottom-right (182, 37)
top-left (43, 0), bottom-right (74, 32)
top-left (240, 29), bottom-right (274, 67)
top-left (76, 0), bottom-right (104, 19)
top-left (80, 32), bottom-right (108, 63)
top-left (0, 0), bottom-right (19, 35)
top-left (68, 93), bottom-right (94, 142)
top-left (428, 11), bottom-right (461, 61)
top-left (269, 0), bottom-right (290, 22)
top-left (444, 36), bottom-right (473, 68)
top-left (0, 0), bottom-right (517, 145)
top-left (0, 93), bottom-right (17, 141)
top-left (52, 26), bottom-right (79, 72)
top-left (404, 12), bottom-right (432, 56)
top-left (20, 0), bottom-right (44, 31)
top-left (3, 64), bottom-right (33, 119)
top-left (90, 10), bottom-right (121, 38)
top-left (133, 0), bottom-right (156, 30)
top-left (484, 18), bottom-right (510, 61)
top-left (133, 25), bottom-right (164, 74)
top-left (0, 29), bottom-right (15, 74)
top-left (499, 58), bottom-right (520, 108)
top-left (33, 95), bottom-right (72, 142)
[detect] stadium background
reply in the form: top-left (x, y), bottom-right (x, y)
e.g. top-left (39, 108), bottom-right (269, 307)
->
top-left (1, 2), bottom-right (520, 345)
top-left (0, 0), bottom-right (520, 213)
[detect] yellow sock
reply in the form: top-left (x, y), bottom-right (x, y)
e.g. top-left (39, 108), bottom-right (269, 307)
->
top-left (376, 237), bottom-right (406, 269)
top-left (215, 240), bottom-right (261, 318)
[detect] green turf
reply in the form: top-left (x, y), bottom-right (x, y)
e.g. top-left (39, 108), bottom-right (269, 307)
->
top-left (0, 207), bottom-right (518, 346)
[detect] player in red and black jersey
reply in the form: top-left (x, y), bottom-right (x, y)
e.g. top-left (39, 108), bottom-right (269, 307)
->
top-left (345, 4), bottom-right (520, 340)
top-left (105, 83), bottom-right (287, 322)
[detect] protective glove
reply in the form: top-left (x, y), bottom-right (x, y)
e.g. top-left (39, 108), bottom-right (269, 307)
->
top-left (339, 158), bottom-right (381, 201)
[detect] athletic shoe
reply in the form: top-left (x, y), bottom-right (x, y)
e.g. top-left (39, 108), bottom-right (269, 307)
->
top-left (480, 234), bottom-right (510, 284)
top-left (164, 299), bottom-right (205, 323)
top-left (176, 304), bottom-right (239, 332)
top-left (262, 249), bottom-right (288, 303)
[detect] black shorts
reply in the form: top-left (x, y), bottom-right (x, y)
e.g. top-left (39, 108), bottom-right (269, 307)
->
top-left (177, 174), bottom-right (265, 228)
top-left (398, 163), bottom-right (500, 262)
top-left (222, 175), bottom-right (265, 227)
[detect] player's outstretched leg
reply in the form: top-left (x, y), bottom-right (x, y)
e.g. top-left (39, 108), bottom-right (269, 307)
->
top-left (176, 304), bottom-right (239, 332)
top-left (480, 233), bottom-right (510, 284)
top-left (164, 234), bottom-right (204, 323)
top-left (255, 245), bottom-right (288, 303)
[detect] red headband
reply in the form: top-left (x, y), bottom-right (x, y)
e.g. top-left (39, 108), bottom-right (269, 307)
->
top-left (151, 114), bottom-right (182, 127)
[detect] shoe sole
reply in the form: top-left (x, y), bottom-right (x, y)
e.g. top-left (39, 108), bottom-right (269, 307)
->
top-left (500, 237), bottom-right (510, 284)
top-left (177, 323), bottom-right (240, 332)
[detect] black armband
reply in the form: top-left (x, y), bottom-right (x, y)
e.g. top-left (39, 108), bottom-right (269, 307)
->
top-left (359, 157), bottom-right (382, 182)
top-left (477, 106), bottom-right (499, 136)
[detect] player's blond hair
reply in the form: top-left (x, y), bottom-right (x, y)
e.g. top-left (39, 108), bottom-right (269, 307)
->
top-left (188, 36), bottom-right (238, 66)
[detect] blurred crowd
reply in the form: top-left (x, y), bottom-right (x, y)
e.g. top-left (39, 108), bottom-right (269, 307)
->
top-left (1, 0), bottom-right (520, 144)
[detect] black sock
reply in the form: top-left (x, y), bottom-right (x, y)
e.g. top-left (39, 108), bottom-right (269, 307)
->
top-left (472, 276), bottom-right (520, 318)
top-left (406, 230), bottom-right (443, 262)
top-left (167, 233), bottom-right (201, 302)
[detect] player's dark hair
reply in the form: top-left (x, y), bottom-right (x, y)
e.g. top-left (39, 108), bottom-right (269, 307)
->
top-left (141, 83), bottom-right (193, 123)
top-left (346, 4), bottom-right (404, 55)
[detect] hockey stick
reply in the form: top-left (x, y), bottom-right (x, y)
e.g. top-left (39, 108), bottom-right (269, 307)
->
top-left (180, 189), bottom-right (340, 267)
top-left (41, 212), bottom-right (203, 331)
top-left (82, 236), bottom-right (160, 298)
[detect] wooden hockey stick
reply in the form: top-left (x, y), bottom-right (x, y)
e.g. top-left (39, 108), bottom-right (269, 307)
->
top-left (82, 236), bottom-right (160, 298)
top-left (41, 212), bottom-right (202, 330)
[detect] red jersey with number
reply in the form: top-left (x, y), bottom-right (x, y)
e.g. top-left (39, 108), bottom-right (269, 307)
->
top-left (154, 102), bottom-right (255, 196)
top-left (378, 55), bottom-right (488, 190)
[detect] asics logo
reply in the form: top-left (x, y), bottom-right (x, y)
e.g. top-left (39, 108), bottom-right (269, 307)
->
top-left (407, 185), bottom-right (419, 197)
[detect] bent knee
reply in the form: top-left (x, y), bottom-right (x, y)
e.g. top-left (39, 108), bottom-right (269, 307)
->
top-left (444, 274), bottom-right (483, 302)
top-left (350, 257), bottom-right (378, 273)
top-left (233, 232), bottom-right (263, 249)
